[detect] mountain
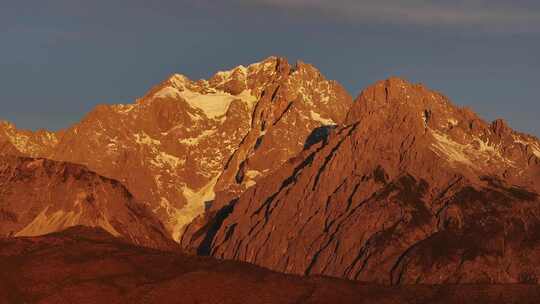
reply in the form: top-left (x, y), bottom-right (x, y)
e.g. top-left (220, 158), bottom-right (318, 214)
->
top-left (182, 77), bottom-right (540, 284)
top-left (0, 57), bottom-right (352, 241)
top-left (0, 121), bottom-right (58, 156)
top-left (0, 155), bottom-right (175, 250)
top-left (3, 57), bottom-right (540, 287)
top-left (1, 226), bottom-right (539, 304)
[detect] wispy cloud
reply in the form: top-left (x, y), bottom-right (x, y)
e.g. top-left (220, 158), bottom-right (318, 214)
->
top-left (243, 0), bottom-right (540, 32)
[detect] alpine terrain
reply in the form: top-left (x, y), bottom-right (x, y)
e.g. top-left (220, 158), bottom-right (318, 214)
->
top-left (0, 155), bottom-right (175, 250)
top-left (2, 58), bottom-right (540, 302)
top-left (183, 77), bottom-right (540, 284)
top-left (0, 57), bottom-right (352, 241)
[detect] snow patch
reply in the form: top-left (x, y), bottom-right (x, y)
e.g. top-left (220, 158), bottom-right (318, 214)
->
top-left (154, 86), bottom-right (257, 119)
top-left (321, 95), bottom-right (330, 103)
top-left (154, 174), bottom-right (163, 188)
top-left (534, 147), bottom-right (540, 159)
top-left (245, 180), bottom-right (256, 188)
top-left (245, 170), bottom-right (262, 179)
top-left (448, 118), bottom-right (459, 127)
top-left (169, 74), bottom-right (190, 87)
top-left (134, 132), bottom-right (161, 146)
top-left (172, 176), bottom-right (219, 241)
top-left (151, 152), bottom-right (183, 169)
top-left (421, 112), bottom-right (428, 126)
top-left (154, 87), bottom-right (181, 99)
top-left (473, 137), bottom-right (515, 167)
top-left (244, 170), bottom-right (262, 188)
top-left (473, 138), bottom-right (499, 154)
top-left (213, 65), bottom-right (247, 85)
top-left (15, 206), bottom-right (120, 237)
top-left (179, 129), bottom-right (217, 146)
top-left (513, 135), bottom-right (540, 159)
top-left (431, 130), bottom-right (515, 168)
top-left (113, 104), bottom-right (135, 114)
top-left (310, 110), bottom-right (335, 126)
top-left (430, 131), bottom-right (474, 167)
top-left (249, 59), bottom-right (276, 73)
top-left (6, 133), bottom-right (30, 153)
top-left (155, 197), bottom-right (181, 222)
top-left (179, 89), bottom-right (254, 119)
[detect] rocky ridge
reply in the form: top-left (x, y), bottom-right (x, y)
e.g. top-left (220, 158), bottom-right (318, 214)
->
top-left (0, 57), bottom-right (352, 241)
top-left (2, 226), bottom-right (539, 303)
top-left (0, 155), bottom-right (175, 250)
top-left (182, 77), bottom-right (540, 284)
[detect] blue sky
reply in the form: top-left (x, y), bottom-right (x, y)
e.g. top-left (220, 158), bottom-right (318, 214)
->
top-left (1, 0), bottom-right (539, 136)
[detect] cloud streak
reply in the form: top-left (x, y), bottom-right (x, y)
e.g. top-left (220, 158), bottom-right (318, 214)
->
top-left (243, 0), bottom-right (540, 32)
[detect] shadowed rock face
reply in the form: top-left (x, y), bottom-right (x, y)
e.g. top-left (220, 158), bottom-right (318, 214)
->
top-left (0, 156), bottom-right (175, 250)
top-left (0, 57), bottom-right (353, 241)
top-left (1, 227), bottom-right (540, 304)
top-left (182, 77), bottom-right (540, 284)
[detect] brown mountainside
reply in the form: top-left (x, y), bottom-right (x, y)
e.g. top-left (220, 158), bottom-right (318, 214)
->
top-left (0, 121), bottom-right (59, 157)
top-left (182, 77), bottom-right (540, 284)
top-left (0, 156), bottom-right (175, 250)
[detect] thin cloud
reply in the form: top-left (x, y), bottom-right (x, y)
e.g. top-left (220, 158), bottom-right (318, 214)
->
top-left (244, 0), bottom-right (540, 32)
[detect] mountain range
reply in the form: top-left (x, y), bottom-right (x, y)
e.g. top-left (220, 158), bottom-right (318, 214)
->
top-left (0, 57), bottom-right (351, 241)
top-left (1, 57), bottom-right (540, 301)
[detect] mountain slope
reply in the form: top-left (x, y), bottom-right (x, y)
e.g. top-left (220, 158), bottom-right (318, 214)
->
top-left (183, 77), bottom-right (540, 284)
top-left (1, 227), bottom-right (539, 304)
top-left (0, 57), bottom-right (352, 241)
top-left (0, 121), bottom-right (59, 157)
top-left (0, 156), bottom-right (175, 250)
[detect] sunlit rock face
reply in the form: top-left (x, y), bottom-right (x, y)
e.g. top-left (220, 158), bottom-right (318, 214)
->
top-left (0, 121), bottom-right (59, 157)
top-left (0, 156), bottom-right (175, 250)
top-left (183, 77), bottom-right (540, 284)
top-left (0, 57), bottom-right (353, 241)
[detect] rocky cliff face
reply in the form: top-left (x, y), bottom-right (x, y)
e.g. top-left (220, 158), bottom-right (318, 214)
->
top-left (0, 57), bottom-right (352, 241)
top-left (184, 77), bottom-right (540, 284)
top-left (0, 156), bottom-right (175, 250)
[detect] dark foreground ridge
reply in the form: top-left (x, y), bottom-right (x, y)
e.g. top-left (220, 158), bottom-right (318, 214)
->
top-left (1, 226), bottom-right (540, 304)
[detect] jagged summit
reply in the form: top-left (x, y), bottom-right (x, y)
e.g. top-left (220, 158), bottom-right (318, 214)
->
top-left (181, 77), bottom-right (540, 285)
top-left (0, 120), bottom-right (59, 157)
top-left (152, 56), bottom-right (336, 104)
top-left (0, 56), bottom-right (353, 242)
top-left (346, 77), bottom-right (458, 123)
top-left (157, 56), bottom-right (279, 89)
top-left (344, 77), bottom-right (540, 182)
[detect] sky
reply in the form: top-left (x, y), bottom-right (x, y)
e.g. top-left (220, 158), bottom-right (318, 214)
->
top-left (1, 0), bottom-right (539, 136)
